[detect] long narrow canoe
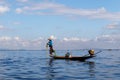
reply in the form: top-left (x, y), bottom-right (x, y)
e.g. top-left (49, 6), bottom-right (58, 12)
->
top-left (52, 56), bottom-right (94, 61)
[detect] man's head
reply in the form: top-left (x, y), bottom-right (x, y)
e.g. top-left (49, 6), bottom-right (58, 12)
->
top-left (88, 49), bottom-right (94, 56)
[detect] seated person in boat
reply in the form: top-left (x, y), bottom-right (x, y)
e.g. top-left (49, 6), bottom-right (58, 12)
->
top-left (88, 50), bottom-right (94, 56)
top-left (65, 51), bottom-right (72, 58)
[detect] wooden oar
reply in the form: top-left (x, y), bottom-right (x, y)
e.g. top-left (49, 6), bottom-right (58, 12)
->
top-left (95, 50), bottom-right (102, 55)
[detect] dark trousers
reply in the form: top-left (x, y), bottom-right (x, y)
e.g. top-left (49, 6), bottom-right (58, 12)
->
top-left (49, 46), bottom-right (54, 55)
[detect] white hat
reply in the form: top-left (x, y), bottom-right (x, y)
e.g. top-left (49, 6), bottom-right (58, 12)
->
top-left (48, 35), bottom-right (55, 40)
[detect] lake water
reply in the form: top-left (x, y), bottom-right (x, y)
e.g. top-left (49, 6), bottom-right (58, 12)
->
top-left (0, 49), bottom-right (120, 80)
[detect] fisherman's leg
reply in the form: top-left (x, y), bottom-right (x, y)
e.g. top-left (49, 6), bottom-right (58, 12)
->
top-left (50, 47), bottom-right (53, 55)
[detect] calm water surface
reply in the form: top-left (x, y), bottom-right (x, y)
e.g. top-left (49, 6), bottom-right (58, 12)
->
top-left (0, 50), bottom-right (120, 80)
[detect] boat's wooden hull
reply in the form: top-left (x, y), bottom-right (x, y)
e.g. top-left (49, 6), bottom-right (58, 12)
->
top-left (53, 56), bottom-right (94, 61)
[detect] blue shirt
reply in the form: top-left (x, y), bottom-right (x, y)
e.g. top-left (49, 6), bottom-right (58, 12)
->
top-left (47, 40), bottom-right (53, 47)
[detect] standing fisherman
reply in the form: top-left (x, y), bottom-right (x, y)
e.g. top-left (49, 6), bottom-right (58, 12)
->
top-left (46, 38), bottom-right (55, 56)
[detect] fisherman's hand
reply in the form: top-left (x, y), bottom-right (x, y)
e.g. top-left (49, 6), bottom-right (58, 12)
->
top-left (46, 44), bottom-right (48, 48)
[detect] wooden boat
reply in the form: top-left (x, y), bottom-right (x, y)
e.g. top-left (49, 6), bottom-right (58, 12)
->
top-left (50, 50), bottom-right (97, 61)
top-left (52, 56), bottom-right (94, 61)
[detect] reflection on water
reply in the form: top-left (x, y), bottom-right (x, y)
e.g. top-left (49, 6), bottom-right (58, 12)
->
top-left (46, 58), bottom-right (55, 80)
top-left (86, 61), bottom-right (95, 77)
top-left (46, 58), bottom-right (96, 80)
top-left (48, 58), bottom-right (54, 66)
